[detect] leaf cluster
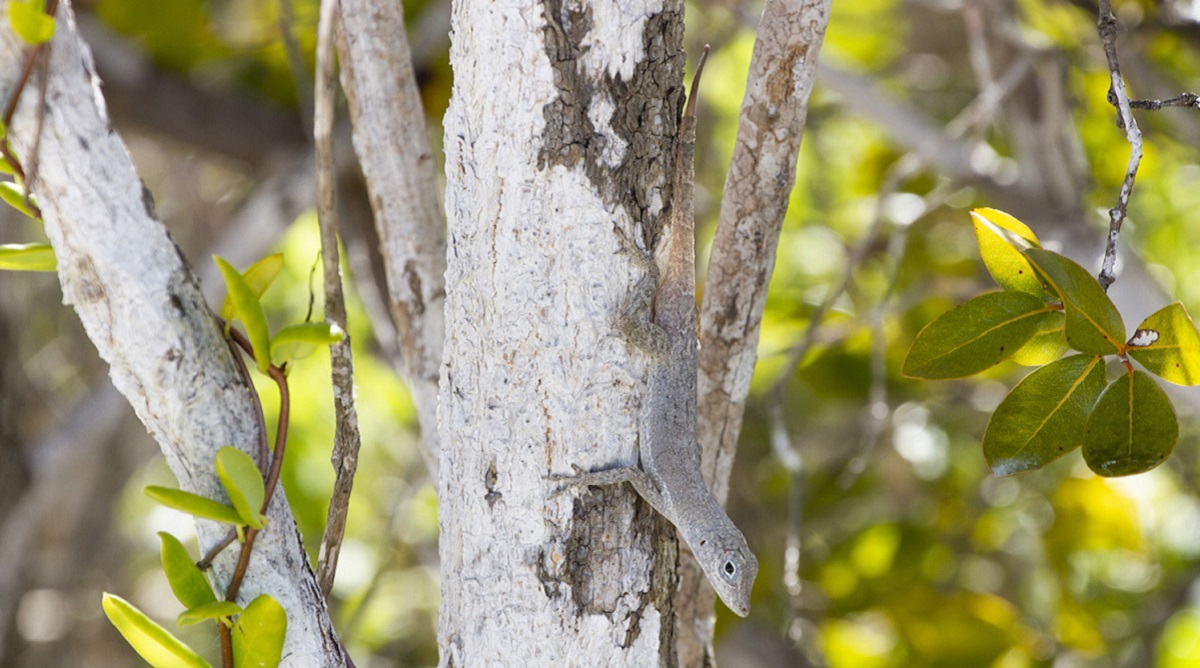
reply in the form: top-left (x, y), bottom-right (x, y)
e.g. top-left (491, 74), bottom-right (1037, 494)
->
top-left (904, 208), bottom-right (1200, 477)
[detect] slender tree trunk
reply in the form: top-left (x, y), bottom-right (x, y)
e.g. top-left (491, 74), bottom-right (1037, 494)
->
top-left (438, 0), bottom-right (687, 663)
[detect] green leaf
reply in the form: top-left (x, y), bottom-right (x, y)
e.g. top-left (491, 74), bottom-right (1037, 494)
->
top-left (7, 1), bottom-right (55, 45)
top-left (159, 533), bottom-right (217, 610)
top-left (232, 595), bottom-right (287, 668)
top-left (220, 254), bottom-right (283, 322)
top-left (1082, 370), bottom-right (1178, 477)
top-left (970, 208), bottom-right (1043, 295)
top-left (1024, 249), bottom-right (1125, 355)
top-left (1010, 310), bottom-right (1068, 366)
top-left (1125, 302), bottom-right (1200, 386)
top-left (0, 181), bottom-right (37, 218)
top-left (0, 243), bottom-right (55, 271)
top-left (177, 601), bottom-right (243, 628)
top-left (902, 291), bottom-right (1051, 379)
top-left (270, 322), bottom-right (345, 366)
top-left (983, 354), bottom-right (1107, 476)
top-left (215, 256), bottom-right (272, 373)
top-left (144, 486), bottom-right (244, 526)
top-left (215, 447), bottom-right (266, 530)
top-left (101, 594), bottom-right (212, 668)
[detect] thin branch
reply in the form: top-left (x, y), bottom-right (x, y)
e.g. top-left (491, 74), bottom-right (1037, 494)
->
top-left (1128, 92), bottom-right (1200, 110)
top-left (277, 0), bottom-right (315, 135)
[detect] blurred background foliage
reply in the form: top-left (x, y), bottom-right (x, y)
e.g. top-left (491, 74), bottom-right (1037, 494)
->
top-left (3, 0), bottom-right (1200, 666)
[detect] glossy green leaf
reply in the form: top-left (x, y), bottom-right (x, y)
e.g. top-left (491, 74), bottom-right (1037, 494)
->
top-left (216, 446), bottom-right (266, 530)
top-left (101, 594), bottom-right (212, 668)
top-left (1024, 249), bottom-right (1125, 355)
top-left (903, 291), bottom-right (1051, 379)
top-left (220, 254), bottom-right (283, 322)
top-left (7, 1), bottom-right (55, 45)
top-left (0, 181), bottom-right (37, 218)
top-left (232, 595), bottom-right (287, 668)
top-left (983, 354), bottom-right (1107, 476)
top-left (1011, 310), bottom-right (1068, 366)
top-left (970, 208), bottom-right (1043, 295)
top-left (215, 256), bottom-right (272, 373)
top-left (0, 243), bottom-right (55, 271)
top-left (144, 486), bottom-right (244, 526)
top-left (1082, 370), bottom-right (1178, 477)
top-left (178, 601), bottom-right (243, 628)
top-left (269, 321), bottom-right (345, 366)
top-left (159, 533), bottom-right (217, 610)
top-left (1125, 302), bottom-right (1200, 386)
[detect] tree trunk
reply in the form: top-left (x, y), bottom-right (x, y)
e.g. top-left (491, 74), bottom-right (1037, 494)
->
top-left (438, 0), bottom-right (687, 663)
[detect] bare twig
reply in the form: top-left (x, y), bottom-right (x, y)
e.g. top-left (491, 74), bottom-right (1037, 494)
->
top-left (1129, 92), bottom-right (1200, 110)
top-left (314, 0), bottom-right (363, 598)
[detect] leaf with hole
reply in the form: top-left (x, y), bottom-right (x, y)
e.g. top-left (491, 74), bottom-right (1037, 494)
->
top-left (1024, 249), bottom-right (1125, 355)
top-left (178, 601), bottom-right (243, 628)
top-left (1011, 310), bottom-right (1068, 366)
top-left (983, 354), bottom-right (1106, 476)
top-left (232, 595), bottom-right (287, 668)
top-left (220, 254), bottom-right (283, 323)
top-left (7, 0), bottom-right (55, 45)
top-left (215, 256), bottom-right (272, 373)
top-left (1125, 302), bottom-right (1200, 386)
top-left (159, 533), bottom-right (216, 611)
top-left (0, 181), bottom-right (37, 218)
top-left (1082, 370), bottom-right (1177, 477)
top-left (144, 486), bottom-right (244, 526)
top-left (270, 321), bottom-right (345, 366)
top-left (216, 446), bottom-right (266, 530)
top-left (903, 291), bottom-right (1051, 379)
top-left (970, 208), bottom-right (1043, 295)
top-left (0, 243), bottom-right (54, 271)
top-left (101, 594), bottom-right (212, 668)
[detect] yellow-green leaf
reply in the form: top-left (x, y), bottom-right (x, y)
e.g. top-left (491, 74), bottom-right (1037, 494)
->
top-left (232, 595), bottom-right (287, 668)
top-left (903, 291), bottom-right (1051, 379)
top-left (144, 486), bottom-right (244, 526)
top-left (1126, 302), bottom-right (1200, 386)
top-left (983, 354), bottom-right (1107, 476)
top-left (270, 321), bottom-right (345, 366)
top-left (1010, 310), bottom-right (1068, 366)
top-left (101, 594), bottom-right (212, 668)
top-left (0, 181), bottom-right (37, 218)
top-left (970, 208), bottom-right (1043, 295)
top-left (7, 1), bottom-right (54, 45)
top-left (220, 254), bottom-right (283, 322)
top-left (0, 242), bottom-right (55, 271)
top-left (178, 601), bottom-right (243, 628)
top-left (215, 446), bottom-right (265, 530)
top-left (215, 256), bottom-right (272, 373)
top-left (1082, 370), bottom-right (1177, 477)
top-left (1024, 249), bottom-right (1125, 356)
top-left (159, 533), bottom-right (217, 611)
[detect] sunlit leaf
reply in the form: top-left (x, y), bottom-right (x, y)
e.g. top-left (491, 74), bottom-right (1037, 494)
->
top-left (0, 181), bottom-right (37, 218)
top-left (983, 354), bottom-right (1106, 476)
top-left (0, 242), bottom-right (55, 271)
top-left (144, 486), bottom-right (244, 526)
top-left (159, 533), bottom-right (216, 611)
top-left (1011, 310), bottom-right (1068, 366)
top-left (220, 254), bottom-right (283, 322)
top-left (970, 208), bottom-right (1043, 295)
top-left (1024, 249), bottom-right (1125, 355)
top-left (178, 601), bottom-right (243, 628)
top-left (101, 594), bottom-right (212, 668)
top-left (1082, 370), bottom-right (1177, 477)
top-left (232, 595), bottom-right (287, 668)
top-left (1125, 302), bottom-right (1200, 386)
top-left (269, 321), bottom-right (345, 366)
top-left (903, 291), bottom-right (1051, 379)
top-left (215, 446), bottom-right (266, 530)
top-left (215, 256), bottom-right (272, 373)
top-left (7, 0), bottom-right (55, 45)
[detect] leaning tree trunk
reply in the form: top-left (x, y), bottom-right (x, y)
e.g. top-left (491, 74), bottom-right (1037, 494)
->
top-left (438, 0), bottom-right (688, 663)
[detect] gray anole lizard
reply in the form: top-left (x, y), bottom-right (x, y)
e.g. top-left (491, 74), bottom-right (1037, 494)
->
top-left (555, 46), bottom-right (759, 617)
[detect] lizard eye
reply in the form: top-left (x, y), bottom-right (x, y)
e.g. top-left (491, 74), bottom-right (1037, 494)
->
top-left (722, 560), bottom-right (737, 579)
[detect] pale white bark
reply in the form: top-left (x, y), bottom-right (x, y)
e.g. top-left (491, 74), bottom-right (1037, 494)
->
top-left (0, 4), bottom-right (345, 664)
top-left (438, 0), bottom-right (684, 664)
top-left (335, 0), bottom-right (446, 480)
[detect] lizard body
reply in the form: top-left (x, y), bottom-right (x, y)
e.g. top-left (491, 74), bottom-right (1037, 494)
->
top-left (556, 47), bottom-right (758, 617)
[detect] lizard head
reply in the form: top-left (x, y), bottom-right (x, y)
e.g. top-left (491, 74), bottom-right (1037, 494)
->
top-left (693, 530), bottom-right (758, 617)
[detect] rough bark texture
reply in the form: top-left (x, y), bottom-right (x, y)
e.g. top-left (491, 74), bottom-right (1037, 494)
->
top-left (0, 4), bottom-right (346, 664)
top-left (335, 0), bottom-right (447, 479)
top-left (438, 0), bottom-right (685, 664)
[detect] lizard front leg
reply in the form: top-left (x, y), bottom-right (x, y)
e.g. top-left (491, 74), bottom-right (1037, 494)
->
top-left (549, 464), bottom-right (672, 522)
